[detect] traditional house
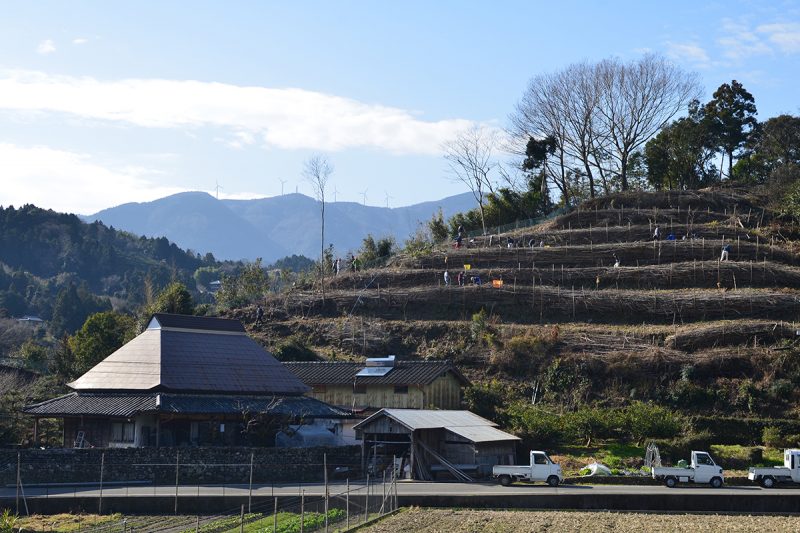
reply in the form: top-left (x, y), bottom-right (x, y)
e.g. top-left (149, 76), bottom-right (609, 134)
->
top-left (24, 314), bottom-right (348, 448)
top-left (353, 409), bottom-right (519, 480)
top-left (284, 356), bottom-right (470, 411)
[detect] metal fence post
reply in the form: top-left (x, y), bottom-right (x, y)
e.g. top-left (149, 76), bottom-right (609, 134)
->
top-left (240, 504), bottom-right (245, 533)
top-left (174, 451), bottom-right (180, 515)
top-left (16, 452), bottom-right (20, 515)
top-left (248, 452), bottom-right (254, 513)
top-left (324, 453), bottom-right (329, 533)
top-left (300, 490), bottom-right (305, 533)
top-left (346, 479), bottom-right (350, 529)
top-left (273, 497), bottom-right (278, 533)
top-left (98, 452), bottom-right (105, 515)
top-left (364, 475), bottom-right (369, 522)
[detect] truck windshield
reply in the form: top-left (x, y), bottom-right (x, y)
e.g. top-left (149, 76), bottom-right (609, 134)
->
top-left (533, 454), bottom-right (547, 465)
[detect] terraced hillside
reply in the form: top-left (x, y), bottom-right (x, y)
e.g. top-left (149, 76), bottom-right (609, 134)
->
top-left (239, 188), bottom-right (800, 438)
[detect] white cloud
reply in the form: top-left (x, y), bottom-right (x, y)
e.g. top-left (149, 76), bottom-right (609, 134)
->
top-left (36, 39), bottom-right (56, 55)
top-left (0, 143), bottom-right (184, 214)
top-left (0, 70), bottom-right (476, 155)
top-left (665, 41), bottom-right (710, 65)
top-left (72, 38), bottom-right (89, 45)
top-left (757, 22), bottom-right (800, 53)
top-left (718, 19), bottom-right (772, 60)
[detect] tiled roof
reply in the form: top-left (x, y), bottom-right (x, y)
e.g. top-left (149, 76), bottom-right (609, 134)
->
top-left (23, 393), bottom-right (156, 418)
top-left (69, 324), bottom-right (308, 395)
top-left (151, 313), bottom-right (245, 332)
top-left (284, 360), bottom-right (470, 386)
top-left (24, 392), bottom-right (350, 418)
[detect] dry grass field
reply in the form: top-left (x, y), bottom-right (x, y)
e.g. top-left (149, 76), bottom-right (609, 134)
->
top-left (361, 508), bottom-right (800, 533)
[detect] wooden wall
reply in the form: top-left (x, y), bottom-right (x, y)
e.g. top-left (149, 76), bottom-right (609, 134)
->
top-left (307, 372), bottom-right (463, 410)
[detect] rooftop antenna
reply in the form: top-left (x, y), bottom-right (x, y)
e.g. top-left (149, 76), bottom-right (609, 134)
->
top-left (361, 188), bottom-right (368, 206)
top-left (278, 178), bottom-right (287, 196)
top-left (384, 190), bottom-right (393, 208)
top-left (333, 186), bottom-right (339, 203)
top-left (295, 185), bottom-right (299, 194)
top-left (214, 180), bottom-right (223, 200)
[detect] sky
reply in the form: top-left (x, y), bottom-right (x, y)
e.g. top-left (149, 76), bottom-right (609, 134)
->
top-left (1, 0), bottom-right (799, 214)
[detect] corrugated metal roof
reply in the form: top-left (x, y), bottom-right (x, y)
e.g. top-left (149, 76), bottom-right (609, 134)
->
top-left (284, 360), bottom-right (470, 386)
top-left (151, 313), bottom-right (245, 332)
top-left (69, 325), bottom-right (308, 395)
top-left (352, 409), bottom-right (519, 443)
top-left (446, 425), bottom-right (520, 443)
top-left (24, 392), bottom-right (350, 418)
top-left (354, 409), bottom-right (497, 431)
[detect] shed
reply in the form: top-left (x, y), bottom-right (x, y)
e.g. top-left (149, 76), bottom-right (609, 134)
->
top-left (353, 408), bottom-right (519, 481)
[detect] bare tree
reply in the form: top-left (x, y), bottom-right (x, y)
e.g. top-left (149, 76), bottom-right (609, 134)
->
top-left (596, 54), bottom-right (701, 190)
top-left (509, 54), bottom-right (701, 200)
top-left (443, 125), bottom-right (498, 235)
top-left (303, 154), bottom-right (333, 301)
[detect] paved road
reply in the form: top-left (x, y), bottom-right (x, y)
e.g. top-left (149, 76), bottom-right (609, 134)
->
top-left (3, 481), bottom-right (800, 499)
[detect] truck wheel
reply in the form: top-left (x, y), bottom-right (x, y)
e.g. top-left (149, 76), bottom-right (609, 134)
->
top-left (547, 475), bottom-right (560, 487)
top-left (761, 477), bottom-right (775, 489)
top-left (499, 474), bottom-right (512, 487)
top-left (710, 477), bottom-right (723, 488)
top-left (664, 476), bottom-right (677, 488)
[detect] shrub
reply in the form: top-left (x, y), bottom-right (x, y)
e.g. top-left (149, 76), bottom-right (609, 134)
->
top-left (470, 308), bottom-right (488, 341)
top-left (762, 426), bottom-right (784, 448)
top-left (506, 402), bottom-right (563, 448)
top-left (563, 406), bottom-right (620, 447)
top-left (490, 335), bottom-right (550, 374)
top-left (463, 380), bottom-right (513, 423)
top-left (623, 401), bottom-right (682, 445)
top-left (1, 509), bottom-right (17, 533)
top-left (272, 336), bottom-right (319, 362)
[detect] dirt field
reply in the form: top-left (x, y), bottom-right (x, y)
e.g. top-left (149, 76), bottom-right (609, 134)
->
top-left (360, 508), bottom-right (800, 532)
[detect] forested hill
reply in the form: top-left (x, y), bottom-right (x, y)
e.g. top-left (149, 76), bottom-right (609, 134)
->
top-left (0, 204), bottom-right (214, 321)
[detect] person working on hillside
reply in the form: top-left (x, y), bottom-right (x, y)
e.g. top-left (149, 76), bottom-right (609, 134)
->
top-left (653, 226), bottom-right (660, 240)
top-left (613, 253), bottom-right (620, 268)
top-left (255, 304), bottom-right (264, 326)
top-left (720, 243), bottom-right (731, 261)
top-left (444, 270), bottom-right (450, 286)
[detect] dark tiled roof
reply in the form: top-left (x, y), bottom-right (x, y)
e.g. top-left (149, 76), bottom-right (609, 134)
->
top-left (24, 392), bottom-right (350, 418)
top-left (23, 393), bottom-right (157, 418)
top-left (69, 328), bottom-right (309, 395)
top-left (284, 360), bottom-right (470, 386)
top-left (152, 313), bottom-right (245, 332)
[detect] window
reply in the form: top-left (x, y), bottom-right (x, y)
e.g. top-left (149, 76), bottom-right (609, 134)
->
top-left (695, 453), bottom-right (713, 466)
top-left (354, 385), bottom-right (367, 394)
top-left (394, 385), bottom-right (408, 394)
top-left (533, 453), bottom-right (547, 465)
top-left (111, 422), bottom-right (135, 443)
top-left (312, 384), bottom-right (327, 393)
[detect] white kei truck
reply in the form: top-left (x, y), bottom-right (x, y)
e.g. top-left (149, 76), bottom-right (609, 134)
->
top-left (748, 449), bottom-right (800, 488)
top-left (493, 450), bottom-right (563, 487)
top-left (652, 450), bottom-right (724, 488)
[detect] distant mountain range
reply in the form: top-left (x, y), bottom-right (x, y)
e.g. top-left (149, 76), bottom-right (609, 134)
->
top-left (84, 191), bottom-right (475, 262)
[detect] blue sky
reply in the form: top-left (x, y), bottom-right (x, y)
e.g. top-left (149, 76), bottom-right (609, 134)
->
top-left (1, 0), bottom-right (799, 214)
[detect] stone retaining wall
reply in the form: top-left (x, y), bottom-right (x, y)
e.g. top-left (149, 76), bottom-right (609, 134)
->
top-left (0, 446), bottom-right (361, 486)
